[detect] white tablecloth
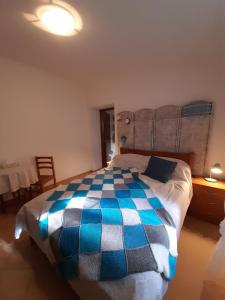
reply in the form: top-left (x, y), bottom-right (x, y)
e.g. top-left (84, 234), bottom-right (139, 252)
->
top-left (0, 165), bottom-right (38, 195)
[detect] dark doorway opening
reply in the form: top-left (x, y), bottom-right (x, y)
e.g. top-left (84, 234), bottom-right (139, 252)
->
top-left (99, 107), bottom-right (115, 168)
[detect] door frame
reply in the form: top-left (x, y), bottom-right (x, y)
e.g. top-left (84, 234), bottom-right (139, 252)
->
top-left (99, 107), bottom-right (114, 168)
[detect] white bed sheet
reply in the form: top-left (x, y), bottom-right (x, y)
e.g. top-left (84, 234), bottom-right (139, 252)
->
top-left (15, 168), bottom-right (192, 300)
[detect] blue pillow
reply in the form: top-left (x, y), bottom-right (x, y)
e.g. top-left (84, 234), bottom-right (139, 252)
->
top-left (142, 156), bottom-right (177, 183)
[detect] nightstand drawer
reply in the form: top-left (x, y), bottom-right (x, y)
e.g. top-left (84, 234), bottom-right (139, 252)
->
top-left (190, 195), bottom-right (224, 212)
top-left (193, 185), bottom-right (225, 200)
top-left (189, 201), bottom-right (224, 224)
top-left (189, 180), bottom-right (225, 224)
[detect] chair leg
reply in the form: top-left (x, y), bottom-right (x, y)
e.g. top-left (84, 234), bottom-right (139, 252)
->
top-left (39, 183), bottom-right (44, 194)
top-left (0, 194), bottom-right (5, 213)
top-left (23, 188), bottom-right (30, 203)
top-left (29, 183), bottom-right (42, 200)
top-left (29, 186), bottom-right (33, 200)
top-left (29, 237), bottom-right (36, 247)
top-left (12, 190), bottom-right (22, 211)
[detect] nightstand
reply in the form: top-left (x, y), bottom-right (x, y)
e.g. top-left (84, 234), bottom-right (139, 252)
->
top-left (188, 178), bottom-right (225, 225)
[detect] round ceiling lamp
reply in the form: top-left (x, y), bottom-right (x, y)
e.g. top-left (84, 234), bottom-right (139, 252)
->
top-left (24, 1), bottom-right (83, 36)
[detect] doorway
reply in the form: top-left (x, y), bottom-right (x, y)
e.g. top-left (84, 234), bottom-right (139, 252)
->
top-left (99, 107), bottom-right (115, 167)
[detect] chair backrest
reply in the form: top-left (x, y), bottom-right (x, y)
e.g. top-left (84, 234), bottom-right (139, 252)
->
top-left (35, 156), bottom-right (56, 184)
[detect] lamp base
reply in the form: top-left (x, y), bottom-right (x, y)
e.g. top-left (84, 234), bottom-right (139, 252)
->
top-left (204, 177), bottom-right (217, 183)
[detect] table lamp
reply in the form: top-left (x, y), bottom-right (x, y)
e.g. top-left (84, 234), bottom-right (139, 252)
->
top-left (205, 163), bottom-right (223, 182)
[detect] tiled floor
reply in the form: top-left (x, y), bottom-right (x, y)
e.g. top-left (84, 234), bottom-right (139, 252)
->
top-left (0, 209), bottom-right (220, 300)
top-left (165, 217), bottom-right (219, 300)
top-left (0, 212), bottom-right (79, 300)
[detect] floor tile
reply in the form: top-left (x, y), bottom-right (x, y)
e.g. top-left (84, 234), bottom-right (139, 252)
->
top-left (0, 212), bottom-right (220, 300)
top-left (0, 268), bottom-right (34, 300)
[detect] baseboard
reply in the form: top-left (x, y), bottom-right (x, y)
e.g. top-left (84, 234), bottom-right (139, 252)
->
top-left (56, 170), bottom-right (93, 186)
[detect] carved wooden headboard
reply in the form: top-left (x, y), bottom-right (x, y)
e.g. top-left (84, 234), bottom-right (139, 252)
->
top-left (120, 147), bottom-right (194, 173)
top-left (117, 100), bottom-right (213, 176)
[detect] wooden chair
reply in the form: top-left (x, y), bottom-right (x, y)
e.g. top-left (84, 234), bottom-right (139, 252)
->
top-left (0, 195), bottom-right (5, 213)
top-left (35, 156), bottom-right (56, 193)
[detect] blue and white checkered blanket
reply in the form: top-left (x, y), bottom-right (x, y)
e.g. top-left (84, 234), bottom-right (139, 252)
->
top-left (38, 167), bottom-right (177, 281)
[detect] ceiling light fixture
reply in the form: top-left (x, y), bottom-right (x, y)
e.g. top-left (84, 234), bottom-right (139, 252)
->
top-left (24, 0), bottom-right (82, 36)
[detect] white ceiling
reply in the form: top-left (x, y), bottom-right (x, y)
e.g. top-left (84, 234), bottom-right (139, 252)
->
top-left (0, 0), bottom-right (224, 81)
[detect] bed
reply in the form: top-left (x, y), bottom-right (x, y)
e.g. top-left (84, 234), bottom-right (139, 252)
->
top-left (15, 149), bottom-right (193, 300)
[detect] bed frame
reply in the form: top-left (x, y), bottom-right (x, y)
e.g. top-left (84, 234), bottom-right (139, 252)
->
top-left (120, 147), bottom-right (194, 173)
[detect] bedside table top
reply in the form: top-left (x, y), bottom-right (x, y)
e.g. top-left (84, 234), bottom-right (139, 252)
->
top-left (192, 177), bottom-right (225, 190)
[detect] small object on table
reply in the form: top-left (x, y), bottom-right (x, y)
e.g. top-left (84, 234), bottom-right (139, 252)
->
top-left (188, 177), bottom-right (225, 224)
top-left (205, 163), bottom-right (223, 183)
top-left (0, 161), bottom-right (20, 169)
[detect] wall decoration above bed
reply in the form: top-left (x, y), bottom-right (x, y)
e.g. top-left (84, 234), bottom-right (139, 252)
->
top-left (117, 100), bottom-right (213, 176)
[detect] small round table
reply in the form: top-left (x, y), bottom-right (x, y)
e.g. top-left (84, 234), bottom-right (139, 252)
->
top-left (0, 164), bottom-right (38, 212)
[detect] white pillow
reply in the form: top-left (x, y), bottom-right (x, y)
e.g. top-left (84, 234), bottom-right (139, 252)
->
top-left (108, 154), bottom-right (149, 173)
top-left (109, 153), bottom-right (192, 182)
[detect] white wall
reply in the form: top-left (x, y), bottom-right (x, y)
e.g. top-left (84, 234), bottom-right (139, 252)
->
top-left (1, 55), bottom-right (224, 181)
top-left (0, 57), bottom-right (92, 181)
top-left (86, 64), bottom-right (225, 177)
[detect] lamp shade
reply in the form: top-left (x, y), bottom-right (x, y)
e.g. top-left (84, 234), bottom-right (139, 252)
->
top-left (211, 163), bottom-right (223, 175)
top-left (205, 163), bottom-right (223, 182)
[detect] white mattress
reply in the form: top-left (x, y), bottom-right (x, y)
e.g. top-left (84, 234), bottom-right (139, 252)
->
top-left (15, 167), bottom-right (193, 300)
